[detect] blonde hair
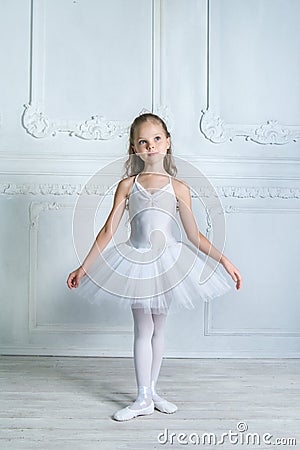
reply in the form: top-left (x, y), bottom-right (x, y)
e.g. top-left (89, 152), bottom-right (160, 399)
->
top-left (123, 113), bottom-right (177, 177)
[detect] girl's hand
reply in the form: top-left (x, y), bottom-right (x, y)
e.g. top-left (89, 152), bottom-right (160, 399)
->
top-left (221, 257), bottom-right (242, 290)
top-left (66, 267), bottom-right (86, 289)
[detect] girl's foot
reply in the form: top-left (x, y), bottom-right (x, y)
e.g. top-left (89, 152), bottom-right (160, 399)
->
top-left (151, 381), bottom-right (177, 413)
top-left (113, 400), bottom-right (154, 421)
top-left (152, 393), bottom-right (178, 414)
top-left (113, 386), bottom-right (154, 421)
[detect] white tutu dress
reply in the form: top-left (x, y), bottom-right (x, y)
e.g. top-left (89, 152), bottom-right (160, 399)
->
top-left (75, 173), bottom-right (233, 314)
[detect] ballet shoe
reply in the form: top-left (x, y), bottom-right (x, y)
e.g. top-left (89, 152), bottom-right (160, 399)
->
top-left (154, 398), bottom-right (178, 414)
top-left (113, 401), bottom-right (154, 421)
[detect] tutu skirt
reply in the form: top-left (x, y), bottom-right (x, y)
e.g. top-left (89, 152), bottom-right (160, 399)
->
top-left (75, 239), bottom-right (233, 315)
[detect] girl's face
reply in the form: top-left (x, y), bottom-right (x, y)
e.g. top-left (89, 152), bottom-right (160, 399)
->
top-left (132, 120), bottom-right (170, 160)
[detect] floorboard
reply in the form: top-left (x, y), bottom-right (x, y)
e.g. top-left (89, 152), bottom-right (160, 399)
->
top-left (0, 356), bottom-right (299, 449)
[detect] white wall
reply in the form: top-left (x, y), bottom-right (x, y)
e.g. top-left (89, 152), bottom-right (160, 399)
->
top-left (0, 0), bottom-right (299, 357)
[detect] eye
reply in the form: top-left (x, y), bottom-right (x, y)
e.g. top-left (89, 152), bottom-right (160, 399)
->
top-left (138, 139), bottom-right (146, 145)
top-left (154, 136), bottom-right (161, 141)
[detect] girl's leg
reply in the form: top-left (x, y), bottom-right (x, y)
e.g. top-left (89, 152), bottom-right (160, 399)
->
top-left (150, 311), bottom-right (167, 386)
top-left (113, 307), bottom-right (154, 420)
top-left (113, 307), bottom-right (177, 421)
top-left (150, 311), bottom-right (178, 413)
top-left (129, 307), bottom-right (154, 410)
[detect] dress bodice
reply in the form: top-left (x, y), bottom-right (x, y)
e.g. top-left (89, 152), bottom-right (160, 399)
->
top-left (127, 173), bottom-right (179, 249)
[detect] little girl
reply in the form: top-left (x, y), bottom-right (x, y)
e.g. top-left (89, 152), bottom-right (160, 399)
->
top-left (67, 112), bottom-right (242, 421)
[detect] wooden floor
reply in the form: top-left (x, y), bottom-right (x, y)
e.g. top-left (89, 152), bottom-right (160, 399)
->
top-left (0, 356), bottom-right (299, 450)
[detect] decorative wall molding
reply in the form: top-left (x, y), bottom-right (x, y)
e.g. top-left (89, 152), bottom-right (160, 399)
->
top-left (1, 182), bottom-right (300, 198)
top-left (22, 103), bottom-right (128, 140)
top-left (20, 104), bottom-right (171, 140)
top-left (29, 201), bottom-right (62, 230)
top-left (200, 108), bottom-right (300, 145)
top-left (203, 206), bottom-right (300, 336)
top-left (28, 201), bottom-right (132, 334)
top-left (22, 0), bottom-right (168, 139)
top-left (2, 152), bottom-right (300, 163)
top-left (22, 0), bottom-right (132, 139)
top-left (218, 186), bottom-right (300, 200)
top-left (199, 0), bottom-right (300, 145)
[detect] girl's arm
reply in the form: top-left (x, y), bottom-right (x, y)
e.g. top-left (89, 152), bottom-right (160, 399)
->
top-left (175, 179), bottom-right (242, 290)
top-left (67, 178), bottom-right (131, 289)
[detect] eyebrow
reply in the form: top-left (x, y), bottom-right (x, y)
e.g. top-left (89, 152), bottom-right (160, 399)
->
top-left (137, 134), bottom-right (163, 139)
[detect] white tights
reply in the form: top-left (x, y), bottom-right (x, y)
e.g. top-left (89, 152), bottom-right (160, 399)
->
top-left (129, 307), bottom-right (168, 410)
